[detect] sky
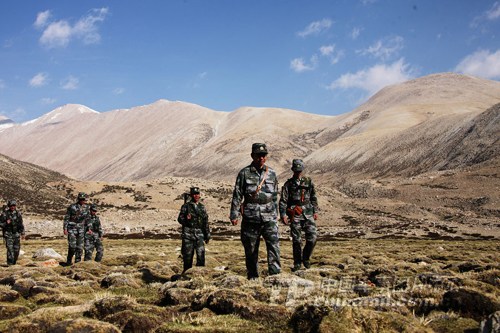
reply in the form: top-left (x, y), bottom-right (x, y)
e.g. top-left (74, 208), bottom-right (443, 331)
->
top-left (0, 0), bottom-right (499, 122)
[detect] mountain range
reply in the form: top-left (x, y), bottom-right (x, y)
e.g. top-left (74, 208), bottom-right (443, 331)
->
top-left (0, 72), bottom-right (499, 183)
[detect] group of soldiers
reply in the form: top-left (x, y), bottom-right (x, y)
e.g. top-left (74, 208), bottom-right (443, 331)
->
top-left (2, 143), bottom-right (318, 279)
top-left (178, 142), bottom-right (319, 279)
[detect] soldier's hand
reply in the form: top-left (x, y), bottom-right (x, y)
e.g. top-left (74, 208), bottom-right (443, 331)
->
top-left (64, 230), bottom-right (68, 235)
top-left (187, 214), bottom-right (192, 220)
top-left (313, 213), bottom-right (318, 220)
top-left (281, 216), bottom-right (289, 225)
top-left (230, 219), bottom-right (238, 226)
top-left (6, 219), bottom-right (11, 224)
top-left (21, 234), bottom-right (26, 241)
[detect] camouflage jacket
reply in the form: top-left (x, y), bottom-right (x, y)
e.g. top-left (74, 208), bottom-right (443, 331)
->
top-left (0, 209), bottom-right (25, 235)
top-left (230, 164), bottom-right (279, 223)
top-left (63, 202), bottom-right (89, 231)
top-left (178, 201), bottom-right (210, 239)
top-left (279, 176), bottom-right (318, 218)
top-left (85, 215), bottom-right (103, 238)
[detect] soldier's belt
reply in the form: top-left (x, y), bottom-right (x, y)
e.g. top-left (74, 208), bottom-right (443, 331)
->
top-left (290, 200), bottom-right (310, 205)
top-left (244, 196), bottom-right (273, 204)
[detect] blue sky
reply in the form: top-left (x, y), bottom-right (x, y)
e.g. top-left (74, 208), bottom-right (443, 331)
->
top-left (1, 0), bottom-right (499, 122)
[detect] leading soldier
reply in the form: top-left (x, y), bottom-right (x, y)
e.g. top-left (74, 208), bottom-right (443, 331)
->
top-left (63, 192), bottom-right (89, 265)
top-left (230, 143), bottom-right (281, 279)
top-left (0, 200), bottom-right (25, 265)
top-left (177, 187), bottom-right (210, 272)
top-left (279, 159), bottom-right (319, 271)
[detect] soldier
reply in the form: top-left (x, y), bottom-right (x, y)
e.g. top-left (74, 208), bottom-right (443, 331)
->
top-left (84, 204), bottom-right (104, 262)
top-left (279, 159), bottom-right (319, 271)
top-left (0, 200), bottom-right (25, 265)
top-left (177, 187), bottom-right (211, 273)
top-left (230, 143), bottom-right (281, 279)
top-left (63, 192), bottom-right (89, 265)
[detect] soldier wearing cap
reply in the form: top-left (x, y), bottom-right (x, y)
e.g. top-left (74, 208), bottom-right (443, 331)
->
top-left (177, 186), bottom-right (211, 272)
top-left (63, 192), bottom-right (89, 265)
top-left (0, 200), bottom-right (25, 265)
top-left (230, 143), bottom-right (281, 279)
top-left (279, 159), bottom-right (319, 271)
top-left (84, 204), bottom-right (104, 262)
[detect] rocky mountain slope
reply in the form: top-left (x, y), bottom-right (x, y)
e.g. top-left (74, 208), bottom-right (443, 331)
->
top-left (1, 73), bottom-right (498, 183)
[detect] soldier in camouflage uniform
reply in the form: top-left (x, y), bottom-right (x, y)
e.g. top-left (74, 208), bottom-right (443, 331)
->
top-left (230, 143), bottom-right (281, 279)
top-left (84, 204), bottom-right (104, 262)
top-left (279, 159), bottom-right (319, 271)
top-left (63, 192), bottom-right (89, 265)
top-left (0, 200), bottom-right (25, 265)
top-left (177, 187), bottom-right (211, 272)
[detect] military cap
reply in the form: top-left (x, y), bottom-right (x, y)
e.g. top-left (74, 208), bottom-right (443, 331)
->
top-left (90, 204), bottom-right (98, 211)
top-left (291, 159), bottom-right (305, 172)
top-left (252, 143), bottom-right (268, 154)
top-left (190, 187), bottom-right (200, 195)
top-left (77, 192), bottom-right (87, 200)
top-left (7, 200), bottom-right (17, 207)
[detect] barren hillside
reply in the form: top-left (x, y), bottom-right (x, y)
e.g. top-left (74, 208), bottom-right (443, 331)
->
top-left (0, 73), bottom-right (498, 184)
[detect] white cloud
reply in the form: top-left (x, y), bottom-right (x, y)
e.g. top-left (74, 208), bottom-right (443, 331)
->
top-left (350, 27), bottom-right (362, 40)
top-left (41, 97), bottom-right (56, 105)
top-left (40, 20), bottom-right (72, 48)
top-left (29, 72), bottom-right (49, 87)
top-left (38, 8), bottom-right (108, 48)
top-left (471, 2), bottom-right (500, 27)
top-left (328, 58), bottom-right (414, 96)
top-left (358, 36), bottom-right (404, 60)
top-left (486, 2), bottom-right (500, 20)
top-left (113, 87), bottom-right (125, 95)
top-left (319, 44), bottom-right (344, 65)
top-left (297, 19), bottom-right (332, 37)
top-left (61, 76), bottom-right (79, 90)
top-left (290, 55), bottom-right (318, 73)
top-left (455, 49), bottom-right (500, 79)
top-left (34, 10), bottom-right (51, 29)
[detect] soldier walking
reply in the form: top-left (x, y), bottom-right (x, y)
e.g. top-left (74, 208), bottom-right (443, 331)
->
top-left (84, 204), bottom-right (104, 262)
top-left (177, 187), bottom-right (211, 272)
top-left (230, 143), bottom-right (281, 279)
top-left (63, 192), bottom-right (89, 265)
top-left (280, 159), bottom-right (319, 271)
top-left (0, 200), bottom-right (25, 265)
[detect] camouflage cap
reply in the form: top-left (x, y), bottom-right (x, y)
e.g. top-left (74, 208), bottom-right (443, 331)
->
top-left (190, 187), bottom-right (200, 195)
top-left (291, 159), bottom-right (305, 172)
top-left (77, 192), bottom-right (87, 200)
top-left (7, 200), bottom-right (16, 207)
top-left (252, 143), bottom-right (268, 154)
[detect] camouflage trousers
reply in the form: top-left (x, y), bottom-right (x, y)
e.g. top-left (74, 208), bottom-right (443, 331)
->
top-left (241, 219), bottom-right (281, 279)
top-left (181, 227), bottom-right (206, 272)
top-left (3, 232), bottom-right (21, 265)
top-left (84, 233), bottom-right (104, 262)
top-left (66, 223), bottom-right (85, 264)
top-left (290, 214), bottom-right (317, 267)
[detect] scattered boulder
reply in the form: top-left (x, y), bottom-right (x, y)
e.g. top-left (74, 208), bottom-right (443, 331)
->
top-left (32, 248), bottom-right (64, 262)
top-left (138, 267), bottom-right (170, 284)
top-left (103, 310), bottom-right (163, 333)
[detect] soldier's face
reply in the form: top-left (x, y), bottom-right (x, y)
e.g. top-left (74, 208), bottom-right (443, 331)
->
top-left (251, 153), bottom-right (267, 168)
top-left (191, 194), bottom-right (200, 202)
top-left (9, 205), bottom-right (16, 211)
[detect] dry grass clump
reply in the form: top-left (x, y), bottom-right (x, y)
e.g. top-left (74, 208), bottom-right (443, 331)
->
top-left (0, 238), bottom-right (498, 332)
